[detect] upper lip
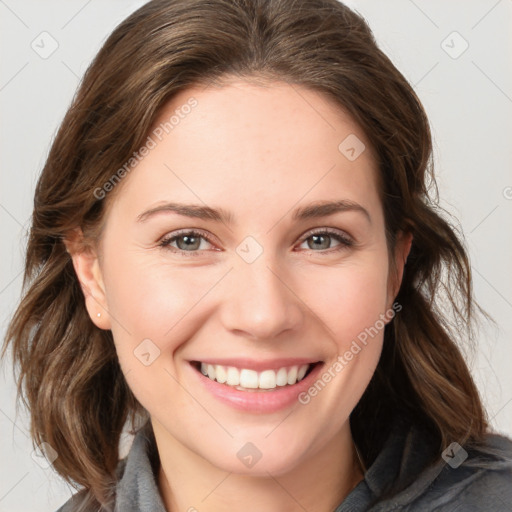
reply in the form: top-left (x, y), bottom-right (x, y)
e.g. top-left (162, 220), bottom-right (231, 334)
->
top-left (190, 358), bottom-right (321, 372)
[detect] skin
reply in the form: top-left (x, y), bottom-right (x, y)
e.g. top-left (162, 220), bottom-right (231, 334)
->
top-left (69, 79), bottom-right (412, 512)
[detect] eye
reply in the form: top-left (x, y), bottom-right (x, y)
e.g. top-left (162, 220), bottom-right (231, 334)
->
top-left (297, 228), bottom-right (354, 254)
top-left (159, 229), bottom-right (216, 255)
top-left (158, 227), bottom-right (354, 256)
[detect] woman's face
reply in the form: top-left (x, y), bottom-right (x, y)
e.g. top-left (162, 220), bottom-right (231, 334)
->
top-left (77, 79), bottom-right (410, 475)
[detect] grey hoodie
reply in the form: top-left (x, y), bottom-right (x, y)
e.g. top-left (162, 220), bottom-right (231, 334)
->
top-left (56, 419), bottom-right (512, 511)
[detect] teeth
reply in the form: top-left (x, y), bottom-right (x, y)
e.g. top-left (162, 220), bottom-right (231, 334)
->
top-left (276, 367), bottom-right (288, 386)
top-left (199, 362), bottom-right (311, 389)
top-left (226, 366), bottom-right (240, 386)
top-left (287, 366), bottom-right (298, 385)
top-left (215, 365), bottom-right (227, 384)
top-left (297, 365), bottom-right (308, 381)
top-left (259, 370), bottom-right (276, 389)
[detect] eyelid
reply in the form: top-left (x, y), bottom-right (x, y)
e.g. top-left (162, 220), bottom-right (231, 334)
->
top-left (158, 228), bottom-right (218, 255)
top-left (297, 226), bottom-right (353, 244)
top-left (159, 227), bottom-right (214, 243)
top-left (295, 227), bottom-right (354, 255)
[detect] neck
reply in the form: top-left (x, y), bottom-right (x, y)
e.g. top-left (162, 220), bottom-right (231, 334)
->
top-left (153, 419), bottom-right (364, 512)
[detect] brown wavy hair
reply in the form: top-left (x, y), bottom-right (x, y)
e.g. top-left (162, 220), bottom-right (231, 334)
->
top-left (2, 0), bottom-right (494, 508)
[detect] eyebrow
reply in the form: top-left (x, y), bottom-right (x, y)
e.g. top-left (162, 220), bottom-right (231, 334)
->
top-left (291, 200), bottom-right (371, 224)
top-left (136, 199), bottom-right (371, 225)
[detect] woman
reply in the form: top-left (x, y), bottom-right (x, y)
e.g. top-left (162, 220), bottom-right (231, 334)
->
top-left (3, 0), bottom-right (511, 510)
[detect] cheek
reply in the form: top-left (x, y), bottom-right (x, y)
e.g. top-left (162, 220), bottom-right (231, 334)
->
top-left (100, 252), bottom-right (209, 410)
top-left (297, 261), bottom-right (390, 418)
top-left (100, 248), bottom-right (219, 364)
top-left (308, 257), bottom-right (390, 342)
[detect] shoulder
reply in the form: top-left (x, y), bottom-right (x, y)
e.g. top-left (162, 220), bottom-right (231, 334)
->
top-left (410, 432), bottom-right (512, 511)
top-left (54, 489), bottom-right (95, 512)
top-left (54, 459), bottom-right (127, 512)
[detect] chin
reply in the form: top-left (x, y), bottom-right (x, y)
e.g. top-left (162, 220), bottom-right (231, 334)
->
top-left (196, 431), bottom-right (315, 477)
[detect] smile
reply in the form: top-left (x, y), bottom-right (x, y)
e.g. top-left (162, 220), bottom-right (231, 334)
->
top-left (190, 360), bottom-right (320, 392)
top-left (199, 362), bottom-right (312, 390)
top-left (189, 359), bottom-right (324, 412)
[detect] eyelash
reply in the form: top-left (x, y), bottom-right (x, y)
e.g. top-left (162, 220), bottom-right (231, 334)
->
top-left (158, 228), bottom-right (354, 257)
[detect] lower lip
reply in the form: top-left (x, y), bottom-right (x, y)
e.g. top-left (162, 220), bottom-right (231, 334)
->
top-left (189, 362), bottom-right (324, 413)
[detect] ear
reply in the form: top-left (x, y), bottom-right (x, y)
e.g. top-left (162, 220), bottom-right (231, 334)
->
top-left (386, 230), bottom-right (413, 311)
top-left (64, 229), bottom-right (111, 330)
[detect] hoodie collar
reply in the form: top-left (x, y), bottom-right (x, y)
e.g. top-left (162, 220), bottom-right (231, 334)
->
top-left (115, 418), bottom-right (444, 512)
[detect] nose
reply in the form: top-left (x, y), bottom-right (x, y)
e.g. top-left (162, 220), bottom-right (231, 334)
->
top-left (220, 253), bottom-right (304, 341)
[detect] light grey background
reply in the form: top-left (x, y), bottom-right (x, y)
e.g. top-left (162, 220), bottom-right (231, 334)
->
top-left (1, 1), bottom-right (511, 511)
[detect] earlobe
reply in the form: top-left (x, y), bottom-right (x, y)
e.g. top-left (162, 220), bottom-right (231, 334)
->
top-left (64, 232), bottom-right (111, 330)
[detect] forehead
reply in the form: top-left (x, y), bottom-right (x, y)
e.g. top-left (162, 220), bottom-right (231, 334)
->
top-left (104, 79), bottom-right (381, 225)
top-left (155, 78), bottom-right (373, 163)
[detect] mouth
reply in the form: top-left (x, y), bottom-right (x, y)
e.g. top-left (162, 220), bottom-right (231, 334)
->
top-left (190, 360), bottom-right (321, 392)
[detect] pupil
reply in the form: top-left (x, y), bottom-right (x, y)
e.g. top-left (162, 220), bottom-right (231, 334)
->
top-left (310, 234), bottom-right (329, 250)
top-left (180, 235), bottom-right (199, 250)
